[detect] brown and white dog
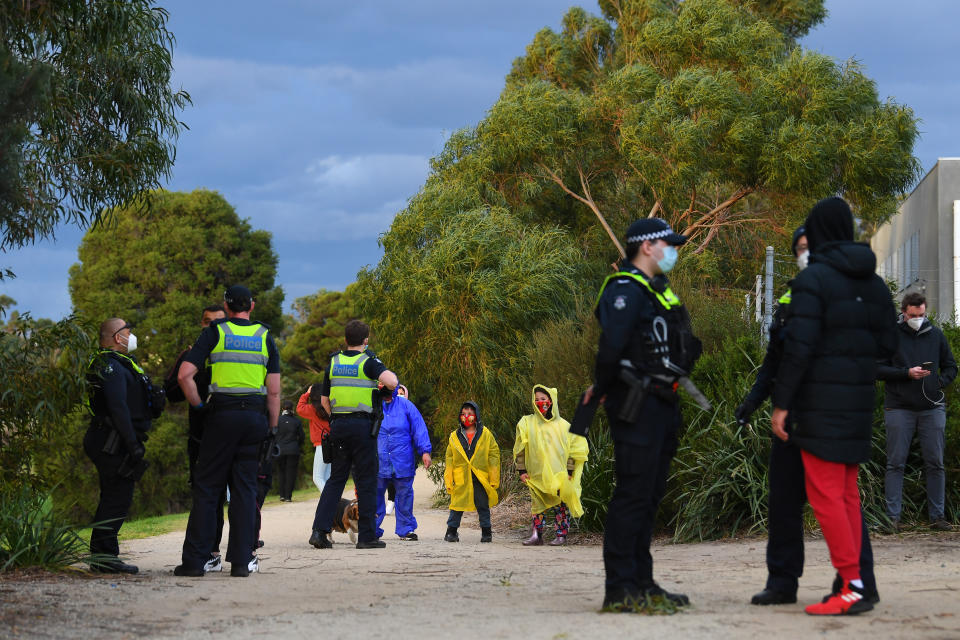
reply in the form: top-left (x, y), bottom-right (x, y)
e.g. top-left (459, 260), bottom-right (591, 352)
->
top-left (328, 498), bottom-right (359, 544)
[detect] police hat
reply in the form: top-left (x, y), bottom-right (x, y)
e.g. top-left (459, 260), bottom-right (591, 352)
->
top-left (625, 218), bottom-right (686, 246)
top-left (224, 284), bottom-right (252, 305)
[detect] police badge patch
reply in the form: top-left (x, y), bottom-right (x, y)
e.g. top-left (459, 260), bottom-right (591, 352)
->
top-left (613, 295), bottom-right (626, 310)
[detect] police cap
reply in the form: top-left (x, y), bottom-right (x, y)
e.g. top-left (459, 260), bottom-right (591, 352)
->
top-left (224, 285), bottom-right (252, 307)
top-left (624, 218), bottom-right (686, 246)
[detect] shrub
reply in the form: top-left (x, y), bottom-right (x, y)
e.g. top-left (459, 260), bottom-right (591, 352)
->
top-left (0, 485), bottom-right (99, 572)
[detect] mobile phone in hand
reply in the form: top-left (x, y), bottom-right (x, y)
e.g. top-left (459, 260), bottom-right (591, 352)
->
top-left (921, 361), bottom-right (934, 371)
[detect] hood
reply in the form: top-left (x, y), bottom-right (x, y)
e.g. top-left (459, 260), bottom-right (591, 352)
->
top-left (460, 400), bottom-right (483, 428)
top-left (805, 196), bottom-right (854, 252)
top-left (898, 315), bottom-right (933, 336)
top-left (531, 384), bottom-right (560, 422)
top-left (811, 242), bottom-right (877, 279)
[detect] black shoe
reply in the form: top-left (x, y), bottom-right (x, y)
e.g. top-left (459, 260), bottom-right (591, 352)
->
top-left (230, 563), bottom-right (249, 577)
top-left (601, 589), bottom-right (641, 612)
top-left (400, 532), bottom-right (418, 541)
top-left (444, 527), bottom-right (459, 542)
top-left (92, 560), bottom-right (139, 575)
top-left (173, 564), bottom-right (204, 577)
top-left (309, 530), bottom-right (333, 549)
top-left (641, 583), bottom-right (690, 606)
top-left (480, 527), bottom-right (492, 543)
top-left (257, 539), bottom-right (265, 548)
top-left (751, 588), bottom-right (797, 605)
top-left (930, 519), bottom-right (954, 531)
top-left (356, 540), bottom-right (386, 549)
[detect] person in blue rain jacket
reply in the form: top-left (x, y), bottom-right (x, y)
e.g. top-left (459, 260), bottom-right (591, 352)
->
top-left (376, 389), bottom-right (432, 540)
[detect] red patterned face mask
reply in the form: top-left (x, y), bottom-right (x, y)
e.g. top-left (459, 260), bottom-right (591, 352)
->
top-left (535, 399), bottom-right (552, 414)
top-left (460, 414), bottom-right (476, 427)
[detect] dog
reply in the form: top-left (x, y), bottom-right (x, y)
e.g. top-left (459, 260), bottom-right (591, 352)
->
top-left (328, 498), bottom-right (359, 544)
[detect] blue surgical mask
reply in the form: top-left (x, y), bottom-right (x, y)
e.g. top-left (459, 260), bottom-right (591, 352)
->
top-left (658, 245), bottom-right (678, 273)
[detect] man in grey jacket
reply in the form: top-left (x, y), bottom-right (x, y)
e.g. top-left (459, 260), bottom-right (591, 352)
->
top-left (877, 292), bottom-right (957, 531)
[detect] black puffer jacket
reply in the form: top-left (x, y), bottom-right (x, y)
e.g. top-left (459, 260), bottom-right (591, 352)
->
top-left (772, 241), bottom-right (898, 463)
top-left (877, 319), bottom-right (957, 410)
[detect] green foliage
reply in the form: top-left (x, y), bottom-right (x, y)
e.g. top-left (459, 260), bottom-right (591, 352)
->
top-left (34, 410), bottom-right (192, 524)
top-left (0, 313), bottom-right (93, 489)
top-left (281, 284), bottom-right (360, 390)
top-left (0, 0), bottom-right (190, 253)
top-left (358, 207), bottom-right (589, 444)
top-left (0, 485), bottom-right (96, 572)
top-left (68, 189), bottom-right (284, 377)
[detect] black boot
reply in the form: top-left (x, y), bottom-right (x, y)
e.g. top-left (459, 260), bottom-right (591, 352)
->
top-left (480, 527), bottom-right (492, 543)
top-left (444, 526), bottom-right (459, 542)
top-left (309, 529), bottom-right (332, 549)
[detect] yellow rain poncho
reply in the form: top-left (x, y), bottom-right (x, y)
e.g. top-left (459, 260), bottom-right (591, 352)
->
top-left (445, 409), bottom-right (500, 512)
top-left (513, 385), bottom-right (589, 517)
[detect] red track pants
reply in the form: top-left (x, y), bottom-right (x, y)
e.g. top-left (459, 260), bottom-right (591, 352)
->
top-left (801, 450), bottom-right (862, 583)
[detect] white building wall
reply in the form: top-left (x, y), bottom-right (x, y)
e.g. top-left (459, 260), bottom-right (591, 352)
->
top-left (870, 158), bottom-right (960, 322)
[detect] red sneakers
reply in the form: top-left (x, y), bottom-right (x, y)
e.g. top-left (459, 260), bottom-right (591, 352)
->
top-left (805, 584), bottom-right (874, 616)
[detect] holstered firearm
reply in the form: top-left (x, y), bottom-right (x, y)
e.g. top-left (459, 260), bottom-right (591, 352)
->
top-left (617, 367), bottom-right (651, 423)
top-left (117, 454), bottom-right (149, 481)
top-left (370, 389), bottom-right (384, 438)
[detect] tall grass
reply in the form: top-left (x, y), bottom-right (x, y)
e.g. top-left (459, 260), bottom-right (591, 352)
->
top-left (0, 485), bottom-right (102, 572)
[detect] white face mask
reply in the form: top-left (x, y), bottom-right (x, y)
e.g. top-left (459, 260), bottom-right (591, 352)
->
top-left (796, 250), bottom-right (809, 270)
top-left (124, 333), bottom-right (138, 353)
top-left (906, 317), bottom-right (924, 332)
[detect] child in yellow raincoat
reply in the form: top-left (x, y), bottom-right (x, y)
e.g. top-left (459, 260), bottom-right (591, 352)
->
top-left (444, 401), bottom-right (500, 543)
top-left (514, 385), bottom-right (589, 546)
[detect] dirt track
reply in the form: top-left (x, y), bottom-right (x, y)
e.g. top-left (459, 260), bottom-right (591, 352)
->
top-left (2, 469), bottom-right (959, 639)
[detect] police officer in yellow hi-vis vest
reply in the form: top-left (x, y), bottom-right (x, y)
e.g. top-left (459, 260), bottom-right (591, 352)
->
top-left (174, 285), bottom-right (281, 578)
top-left (309, 319), bottom-right (398, 549)
top-left (582, 218), bottom-right (702, 611)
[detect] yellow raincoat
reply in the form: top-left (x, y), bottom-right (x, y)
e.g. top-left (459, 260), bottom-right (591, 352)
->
top-left (513, 385), bottom-right (589, 517)
top-left (444, 421), bottom-right (500, 512)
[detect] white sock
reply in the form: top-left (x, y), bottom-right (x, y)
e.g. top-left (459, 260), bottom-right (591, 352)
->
top-left (850, 579), bottom-right (864, 589)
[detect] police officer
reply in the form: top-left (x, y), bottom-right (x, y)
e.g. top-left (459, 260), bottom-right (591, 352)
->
top-left (309, 319), bottom-right (398, 549)
top-left (174, 285), bottom-right (281, 578)
top-left (164, 303), bottom-right (227, 572)
top-left (582, 218), bottom-right (701, 610)
top-left (736, 227), bottom-right (879, 605)
top-left (85, 318), bottom-right (153, 574)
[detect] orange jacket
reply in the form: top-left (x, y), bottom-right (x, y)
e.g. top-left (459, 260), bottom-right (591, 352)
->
top-left (297, 391), bottom-right (330, 446)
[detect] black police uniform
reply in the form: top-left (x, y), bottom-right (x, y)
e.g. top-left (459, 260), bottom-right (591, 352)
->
top-left (85, 349), bottom-right (152, 562)
top-left (179, 318), bottom-right (280, 572)
top-left (165, 347), bottom-right (227, 554)
top-left (593, 260), bottom-right (701, 604)
top-left (311, 349), bottom-right (386, 544)
top-left (737, 288), bottom-right (878, 601)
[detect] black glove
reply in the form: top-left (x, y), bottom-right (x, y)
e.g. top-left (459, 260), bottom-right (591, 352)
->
top-left (127, 441), bottom-right (146, 463)
top-left (734, 398), bottom-right (758, 425)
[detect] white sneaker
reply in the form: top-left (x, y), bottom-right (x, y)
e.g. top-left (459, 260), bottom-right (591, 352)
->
top-left (248, 555), bottom-right (259, 573)
top-left (385, 500), bottom-right (395, 515)
top-left (203, 554), bottom-right (222, 573)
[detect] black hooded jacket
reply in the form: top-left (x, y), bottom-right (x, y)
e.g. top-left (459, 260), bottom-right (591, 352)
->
top-left (877, 318), bottom-right (957, 410)
top-left (772, 199), bottom-right (898, 464)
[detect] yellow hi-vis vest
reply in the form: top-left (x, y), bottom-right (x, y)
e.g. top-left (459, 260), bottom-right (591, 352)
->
top-left (208, 321), bottom-right (269, 395)
top-left (596, 271), bottom-right (682, 311)
top-left (328, 351), bottom-right (377, 414)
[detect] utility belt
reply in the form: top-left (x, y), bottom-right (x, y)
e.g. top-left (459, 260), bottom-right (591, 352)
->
top-left (330, 411), bottom-right (373, 422)
top-left (617, 368), bottom-right (679, 423)
top-left (208, 393), bottom-right (266, 413)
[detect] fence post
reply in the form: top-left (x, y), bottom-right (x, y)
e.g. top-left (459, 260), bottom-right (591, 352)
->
top-left (762, 246), bottom-right (774, 339)
top-left (754, 274), bottom-right (762, 324)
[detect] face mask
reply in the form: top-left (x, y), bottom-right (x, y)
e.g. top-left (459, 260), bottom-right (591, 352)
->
top-left (796, 250), bottom-right (809, 270)
top-left (535, 399), bottom-right (552, 415)
top-left (657, 245), bottom-right (678, 273)
top-left (124, 333), bottom-right (138, 353)
top-left (907, 317), bottom-right (924, 331)
top-left (460, 414), bottom-right (476, 427)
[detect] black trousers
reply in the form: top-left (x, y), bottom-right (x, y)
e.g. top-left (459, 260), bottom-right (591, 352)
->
top-left (181, 407), bottom-right (267, 569)
top-left (187, 410), bottom-right (227, 553)
top-left (312, 417), bottom-right (378, 542)
top-left (275, 454), bottom-right (300, 499)
top-left (765, 435), bottom-right (877, 595)
top-left (603, 394), bottom-right (680, 596)
top-left (83, 427), bottom-right (136, 557)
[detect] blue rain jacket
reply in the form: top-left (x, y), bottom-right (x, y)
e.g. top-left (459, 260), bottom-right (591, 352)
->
top-left (378, 396), bottom-right (432, 479)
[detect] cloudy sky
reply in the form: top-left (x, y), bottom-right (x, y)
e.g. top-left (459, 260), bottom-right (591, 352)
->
top-left (3, 0), bottom-right (959, 320)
